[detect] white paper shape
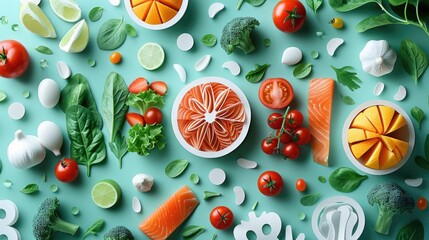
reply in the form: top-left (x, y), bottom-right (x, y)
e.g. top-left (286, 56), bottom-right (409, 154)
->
top-left (8, 102), bottom-right (25, 120)
top-left (327, 38), bottom-right (344, 56)
top-left (281, 47), bottom-right (302, 66)
top-left (209, 168), bottom-right (226, 185)
top-left (237, 158), bottom-right (257, 169)
top-left (373, 82), bottom-right (384, 96)
top-left (177, 33), bottom-right (194, 51)
top-left (223, 60), bottom-right (241, 76)
top-left (233, 211), bottom-right (282, 240)
top-left (57, 61), bottom-right (71, 79)
top-left (173, 64), bottom-right (187, 83)
top-left (0, 200), bottom-right (21, 240)
top-left (233, 186), bottom-right (245, 205)
top-left (285, 225), bottom-right (306, 240)
top-left (132, 196), bottom-right (142, 213)
top-left (208, 2), bottom-right (224, 18)
top-left (194, 55), bottom-right (211, 72)
top-left (405, 178), bottom-right (423, 187)
top-left (393, 85), bottom-right (407, 101)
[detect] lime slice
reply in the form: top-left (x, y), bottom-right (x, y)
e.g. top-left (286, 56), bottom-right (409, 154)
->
top-left (138, 42), bottom-right (165, 70)
top-left (59, 19), bottom-right (89, 53)
top-left (19, 2), bottom-right (56, 38)
top-left (49, 0), bottom-right (81, 22)
top-left (91, 179), bottom-right (121, 209)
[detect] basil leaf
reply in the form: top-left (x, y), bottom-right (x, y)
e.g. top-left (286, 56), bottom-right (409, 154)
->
top-left (329, 167), bottom-right (368, 192)
top-left (245, 64), bottom-right (270, 83)
top-left (415, 156), bottom-right (429, 171)
top-left (182, 225), bottom-right (205, 239)
top-left (125, 24), bottom-right (138, 37)
top-left (97, 17), bottom-right (127, 50)
top-left (293, 63), bottom-right (312, 79)
top-left (300, 192), bottom-right (320, 206)
top-left (355, 13), bottom-right (403, 32)
top-left (165, 160), bottom-right (189, 178)
top-left (108, 134), bottom-right (128, 169)
top-left (82, 219), bottom-right (104, 240)
top-left (20, 184), bottom-right (38, 194)
top-left (396, 220), bottom-right (424, 240)
top-left (203, 191), bottom-right (221, 200)
top-left (329, 0), bottom-right (380, 12)
top-left (342, 95), bottom-right (355, 105)
top-left (411, 107), bottom-right (424, 129)
top-left (318, 176), bottom-right (326, 183)
top-left (201, 34), bottom-right (217, 47)
top-left (127, 124), bottom-right (165, 156)
top-left (190, 173), bottom-right (200, 184)
top-left (306, 0), bottom-right (323, 15)
top-left (331, 65), bottom-right (362, 91)
top-left (400, 39), bottom-right (429, 84)
top-left (89, 7), bottom-right (103, 22)
top-left (35, 45), bottom-right (53, 55)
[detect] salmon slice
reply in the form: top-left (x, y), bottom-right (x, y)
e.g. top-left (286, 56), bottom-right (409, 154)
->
top-left (308, 78), bottom-right (335, 166)
top-left (139, 186), bottom-right (199, 240)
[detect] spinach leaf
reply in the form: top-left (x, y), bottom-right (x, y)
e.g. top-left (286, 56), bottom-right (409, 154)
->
top-left (245, 64), bottom-right (270, 83)
top-left (329, 0), bottom-right (380, 12)
top-left (201, 34), bottom-right (217, 47)
top-left (108, 134), bottom-right (128, 169)
top-left (127, 124), bottom-right (165, 156)
top-left (20, 183), bottom-right (38, 194)
top-left (355, 13), bottom-right (404, 32)
top-left (102, 72), bottom-right (129, 142)
top-left (342, 95), bottom-right (355, 105)
top-left (331, 65), bottom-right (362, 91)
top-left (125, 24), bottom-right (138, 37)
top-left (329, 167), bottom-right (368, 192)
top-left (89, 7), bottom-right (103, 22)
top-left (396, 220), bottom-right (424, 240)
top-left (411, 107), bottom-right (424, 129)
top-left (97, 17), bottom-right (127, 50)
top-left (293, 63), bottom-right (312, 79)
top-left (165, 160), bottom-right (189, 178)
top-left (237, 0), bottom-right (266, 9)
top-left (203, 191), bottom-right (221, 200)
top-left (66, 105), bottom-right (106, 177)
top-left (35, 45), bottom-right (53, 55)
top-left (82, 219), bottom-right (104, 240)
top-left (306, 0), bottom-right (323, 15)
top-left (182, 225), bottom-right (205, 240)
top-left (300, 192), bottom-right (321, 206)
top-left (400, 39), bottom-right (429, 84)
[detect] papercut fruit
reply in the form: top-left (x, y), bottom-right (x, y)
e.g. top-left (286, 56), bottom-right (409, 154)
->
top-left (379, 105), bottom-right (395, 131)
top-left (351, 113), bottom-right (377, 132)
top-left (129, 0), bottom-right (182, 25)
top-left (385, 113), bottom-right (406, 134)
top-left (348, 128), bottom-right (366, 144)
top-left (351, 138), bottom-right (379, 159)
top-left (363, 106), bottom-right (383, 133)
top-left (361, 141), bottom-right (382, 169)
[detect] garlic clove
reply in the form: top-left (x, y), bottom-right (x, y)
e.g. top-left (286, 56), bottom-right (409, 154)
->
top-left (173, 64), bottom-right (186, 83)
top-left (37, 121), bottom-right (63, 156)
top-left (281, 47), bottom-right (302, 66)
top-left (373, 82), bottom-right (385, 96)
top-left (132, 196), bottom-right (142, 213)
top-left (222, 60), bottom-right (241, 76)
top-left (327, 38), bottom-right (344, 56)
top-left (8, 130), bottom-right (46, 169)
top-left (194, 55), bottom-right (211, 72)
top-left (394, 85), bottom-right (407, 101)
top-left (57, 61), bottom-right (71, 79)
top-left (208, 2), bottom-right (224, 18)
top-left (132, 173), bottom-right (154, 192)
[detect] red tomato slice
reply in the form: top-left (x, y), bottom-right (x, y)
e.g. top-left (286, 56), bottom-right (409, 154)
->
top-left (259, 78), bottom-right (294, 109)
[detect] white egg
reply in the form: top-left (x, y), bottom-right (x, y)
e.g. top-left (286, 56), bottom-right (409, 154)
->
top-left (38, 78), bottom-right (60, 109)
top-left (37, 121), bottom-right (63, 156)
top-left (282, 47), bottom-right (302, 66)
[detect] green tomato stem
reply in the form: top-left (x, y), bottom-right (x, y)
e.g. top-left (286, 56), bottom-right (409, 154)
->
top-left (276, 106), bottom-right (290, 153)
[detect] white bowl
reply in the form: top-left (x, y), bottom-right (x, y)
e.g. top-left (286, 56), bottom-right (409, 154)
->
top-left (124, 0), bottom-right (188, 30)
top-left (342, 100), bottom-right (415, 175)
top-left (171, 76), bottom-right (251, 158)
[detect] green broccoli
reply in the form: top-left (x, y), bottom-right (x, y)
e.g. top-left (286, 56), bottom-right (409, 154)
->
top-left (220, 17), bottom-right (260, 54)
top-left (367, 182), bottom-right (415, 235)
top-left (104, 226), bottom-right (134, 240)
top-left (32, 197), bottom-right (79, 240)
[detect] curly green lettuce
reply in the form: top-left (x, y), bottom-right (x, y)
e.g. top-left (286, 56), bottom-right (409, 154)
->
top-left (127, 124), bottom-right (165, 156)
top-left (127, 90), bottom-right (164, 115)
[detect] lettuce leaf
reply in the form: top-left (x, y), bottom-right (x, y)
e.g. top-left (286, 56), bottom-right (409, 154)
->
top-left (127, 124), bottom-right (165, 156)
top-left (127, 90), bottom-right (165, 115)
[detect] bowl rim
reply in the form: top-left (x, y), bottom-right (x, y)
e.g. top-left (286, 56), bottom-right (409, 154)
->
top-left (124, 0), bottom-right (189, 30)
top-left (171, 76), bottom-right (251, 158)
top-left (342, 100), bottom-right (415, 175)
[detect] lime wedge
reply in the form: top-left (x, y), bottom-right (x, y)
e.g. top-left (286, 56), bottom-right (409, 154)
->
top-left (138, 42), bottom-right (165, 70)
top-left (19, 2), bottom-right (56, 38)
top-left (59, 19), bottom-right (89, 53)
top-left (91, 179), bottom-right (121, 209)
top-left (49, 0), bottom-right (81, 22)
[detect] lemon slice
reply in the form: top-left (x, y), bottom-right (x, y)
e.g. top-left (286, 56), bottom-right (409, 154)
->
top-left (91, 179), bottom-right (121, 209)
top-left (59, 19), bottom-right (89, 53)
top-left (138, 42), bottom-right (165, 70)
top-left (49, 0), bottom-right (81, 22)
top-left (19, 2), bottom-right (56, 38)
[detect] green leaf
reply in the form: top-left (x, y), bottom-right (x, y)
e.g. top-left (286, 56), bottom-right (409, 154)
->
top-left (237, 0), bottom-right (266, 9)
top-left (0, 16), bottom-right (8, 25)
top-left (82, 219), bottom-right (104, 240)
top-left (50, 184), bottom-right (58, 193)
top-left (201, 34), bottom-right (217, 47)
top-left (245, 64), bottom-right (270, 83)
top-left (342, 95), bottom-right (355, 105)
top-left (165, 160), bottom-right (189, 178)
top-left (263, 38), bottom-right (271, 47)
top-left (203, 191), bottom-right (221, 200)
top-left (211, 233), bottom-right (217, 240)
top-left (311, 50), bottom-right (319, 59)
top-left (125, 24), bottom-right (138, 37)
top-left (331, 65), bottom-right (362, 91)
top-left (300, 192), bottom-right (321, 206)
top-left (0, 90), bottom-right (6, 102)
top-left (127, 124), bottom-right (165, 156)
top-left (97, 17), bottom-right (127, 50)
top-left (396, 220), bottom-right (424, 240)
top-left (411, 107), bottom-right (424, 129)
top-left (35, 45), bottom-right (53, 55)
top-left (252, 201), bottom-right (258, 210)
top-left (293, 63), bottom-right (312, 79)
top-left (190, 173), bottom-right (200, 184)
top-left (388, 0), bottom-right (406, 6)
top-left (87, 58), bottom-right (96, 67)
top-left (306, 0), bottom-right (323, 15)
top-left (355, 13), bottom-right (404, 32)
top-left (89, 7), bottom-right (104, 22)
top-left (182, 225), bottom-right (205, 239)
top-left (329, 167), bottom-right (368, 193)
top-left (400, 39), bottom-right (429, 84)
top-left (108, 134), bottom-right (128, 169)
top-left (20, 183), bottom-right (38, 194)
top-left (318, 176), bottom-right (326, 183)
top-left (415, 156), bottom-right (429, 170)
top-left (328, 0), bottom-right (380, 12)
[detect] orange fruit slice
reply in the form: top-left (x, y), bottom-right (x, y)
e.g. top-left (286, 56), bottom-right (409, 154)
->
top-left (132, 1), bottom-right (152, 20)
top-left (156, 2), bottom-right (177, 23)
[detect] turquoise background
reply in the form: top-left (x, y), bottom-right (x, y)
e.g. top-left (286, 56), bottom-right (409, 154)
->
top-left (1, 0), bottom-right (429, 239)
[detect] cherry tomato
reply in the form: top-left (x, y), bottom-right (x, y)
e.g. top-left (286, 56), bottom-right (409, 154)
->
top-left (210, 206), bottom-right (234, 230)
top-left (261, 138), bottom-right (279, 154)
top-left (285, 110), bottom-right (304, 128)
top-left (417, 197), bottom-right (427, 210)
top-left (258, 171), bottom-right (284, 196)
top-left (259, 78), bottom-right (294, 109)
top-left (110, 51), bottom-right (122, 64)
top-left (282, 142), bottom-right (300, 159)
top-left (277, 129), bottom-right (292, 144)
top-left (0, 40), bottom-right (30, 78)
top-left (294, 127), bottom-right (311, 145)
top-left (55, 158), bottom-right (79, 183)
top-left (330, 17), bottom-right (344, 29)
top-left (144, 107), bottom-right (163, 125)
top-left (272, 0), bottom-right (306, 33)
top-left (295, 178), bottom-right (307, 192)
top-left (267, 112), bottom-right (283, 129)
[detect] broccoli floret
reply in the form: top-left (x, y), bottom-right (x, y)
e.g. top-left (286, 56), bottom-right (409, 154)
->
top-left (104, 226), bottom-right (134, 240)
top-left (367, 182), bottom-right (415, 235)
top-left (32, 197), bottom-right (79, 240)
top-left (221, 17), bottom-right (260, 54)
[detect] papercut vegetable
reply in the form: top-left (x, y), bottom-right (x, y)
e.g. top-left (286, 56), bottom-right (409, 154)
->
top-left (329, 167), bottom-right (368, 193)
top-left (0, 40), bottom-right (30, 78)
top-left (0, 200), bottom-right (20, 240)
top-left (233, 211), bottom-right (282, 239)
top-left (359, 40), bottom-right (397, 77)
top-left (220, 17), bottom-right (260, 54)
top-left (417, 197), bottom-right (427, 211)
top-left (330, 17), bottom-right (344, 28)
top-left (38, 78), bottom-right (60, 109)
top-left (104, 226), bottom-right (134, 240)
top-left (194, 54), bottom-right (211, 72)
top-left (273, 0), bottom-right (306, 33)
top-left (55, 158), bottom-right (79, 183)
top-left (258, 171), bottom-right (284, 196)
top-left (37, 121), bottom-right (63, 156)
top-left (210, 206), bottom-right (234, 230)
top-left (132, 173), bottom-right (154, 192)
top-left (7, 130), bottom-right (46, 169)
top-left (82, 219), bottom-right (104, 240)
top-left (259, 78), bottom-right (294, 109)
top-left (393, 85), bottom-right (407, 101)
top-left (281, 47), bottom-right (302, 66)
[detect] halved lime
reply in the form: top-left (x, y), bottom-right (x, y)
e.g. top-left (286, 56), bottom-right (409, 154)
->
top-left (91, 179), bottom-right (121, 209)
top-left (49, 0), bottom-right (81, 22)
top-left (59, 19), bottom-right (89, 53)
top-left (19, 2), bottom-right (56, 38)
top-left (138, 42), bottom-right (165, 70)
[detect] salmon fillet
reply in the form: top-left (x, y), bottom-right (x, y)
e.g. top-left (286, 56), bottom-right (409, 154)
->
top-left (308, 78), bottom-right (335, 166)
top-left (139, 186), bottom-right (199, 239)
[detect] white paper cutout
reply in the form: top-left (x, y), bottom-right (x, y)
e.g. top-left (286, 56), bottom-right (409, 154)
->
top-left (0, 200), bottom-right (21, 240)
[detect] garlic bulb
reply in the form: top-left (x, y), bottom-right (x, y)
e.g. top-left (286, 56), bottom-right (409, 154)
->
top-left (7, 130), bottom-right (46, 169)
top-left (359, 40), bottom-right (397, 77)
top-left (37, 121), bottom-right (63, 156)
top-left (132, 174), bottom-right (154, 192)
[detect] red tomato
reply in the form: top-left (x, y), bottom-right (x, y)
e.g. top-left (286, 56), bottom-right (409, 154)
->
top-left (267, 112), bottom-right (284, 129)
top-left (261, 138), bottom-right (279, 154)
top-left (417, 197), bottom-right (427, 210)
top-left (272, 0), bottom-right (307, 33)
top-left (282, 142), bottom-right (300, 159)
top-left (258, 171), bottom-right (284, 196)
top-left (259, 78), bottom-right (294, 109)
top-left (210, 206), bottom-right (234, 230)
top-left (295, 178), bottom-right (307, 192)
top-left (285, 110), bottom-right (304, 128)
top-left (55, 158), bottom-right (79, 183)
top-left (126, 112), bottom-right (145, 126)
top-left (109, 51), bottom-right (122, 64)
top-left (0, 40), bottom-right (30, 78)
top-left (144, 107), bottom-right (163, 125)
top-left (294, 127), bottom-right (311, 145)
top-left (277, 129), bottom-right (293, 144)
